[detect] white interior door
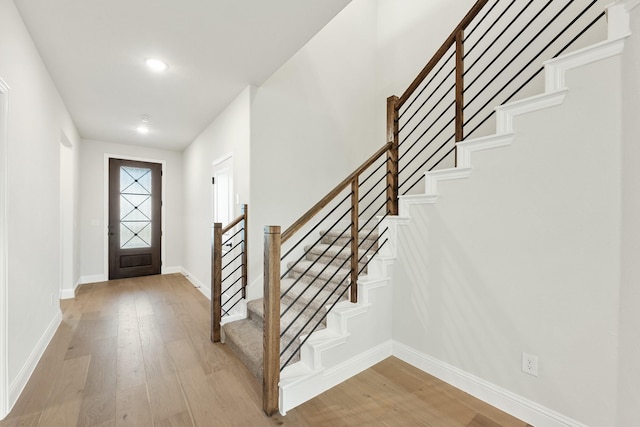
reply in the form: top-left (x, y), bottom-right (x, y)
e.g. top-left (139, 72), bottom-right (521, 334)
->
top-left (212, 156), bottom-right (234, 250)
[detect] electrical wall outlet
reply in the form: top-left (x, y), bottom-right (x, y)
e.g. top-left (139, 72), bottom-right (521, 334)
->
top-left (522, 352), bottom-right (539, 376)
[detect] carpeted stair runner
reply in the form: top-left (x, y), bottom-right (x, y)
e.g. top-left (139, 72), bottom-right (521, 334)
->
top-left (221, 228), bottom-right (378, 381)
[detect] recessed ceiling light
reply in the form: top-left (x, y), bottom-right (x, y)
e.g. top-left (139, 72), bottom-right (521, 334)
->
top-left (136, 125), bottom-right (149, 135)
top-left (145, 58), bottom-right (168, 73)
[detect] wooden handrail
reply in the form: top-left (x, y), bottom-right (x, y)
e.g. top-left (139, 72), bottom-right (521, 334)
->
top-left (397, 0), bottom-right (488, 108)
top-left (221, 212), bottom-right (246, 235)
top-left (281, 141), bottom-right (393, 243)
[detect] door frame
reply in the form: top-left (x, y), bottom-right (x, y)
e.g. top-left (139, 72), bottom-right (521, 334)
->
top-left (103, 154), bottom-right (167, 279)
top-left (211, 152), bottom-right (234, 224)
top-left (0, 77), bottom-right (10, 419)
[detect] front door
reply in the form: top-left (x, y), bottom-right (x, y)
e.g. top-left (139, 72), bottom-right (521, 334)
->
top-left (108, 158), bottom-right (162, 279)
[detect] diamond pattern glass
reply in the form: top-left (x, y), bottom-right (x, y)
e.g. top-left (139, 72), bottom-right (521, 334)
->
top-left (120, 166), bottom-right (153, 248)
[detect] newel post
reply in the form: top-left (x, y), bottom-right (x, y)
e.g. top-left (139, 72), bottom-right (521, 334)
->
top-left (211, 222), bottom-right (222, 343)
top-left (263, 226), bottom-right (281, 416)
top-left (386, 95), bottom-right (399, 216)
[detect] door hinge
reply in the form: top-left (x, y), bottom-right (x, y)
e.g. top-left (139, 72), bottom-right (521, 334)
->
top-left (212, 177), bottom-right (215, 185)
top-left (161, 170), bottom-right (163, 176)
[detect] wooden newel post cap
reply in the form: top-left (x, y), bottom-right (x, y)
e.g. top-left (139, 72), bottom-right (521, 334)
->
top-left (264, 225), bottom-right (281, 234)
top-left (213, 222), bottom-right (222, 229)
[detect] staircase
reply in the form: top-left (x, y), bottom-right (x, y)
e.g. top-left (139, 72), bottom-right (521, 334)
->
top-left (221, 227), bottom-right (378, 381)
top-left (210, 0), bottom-right (623, 420)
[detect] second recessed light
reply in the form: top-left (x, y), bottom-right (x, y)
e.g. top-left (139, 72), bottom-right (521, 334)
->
top-left (145, 58), bottom-right (169, 73)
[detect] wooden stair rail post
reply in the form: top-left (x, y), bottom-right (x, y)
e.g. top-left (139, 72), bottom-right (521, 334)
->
top-left (241, 204), bottom-right (248, 298)
top-left (350, 179), bottom-right (359, 302)
top-left (211, 222), bottom-right (222, 343)
top-left (263, 226), bottom-right (281, 415)
top-left (387, 95), bottom-right (399, 216)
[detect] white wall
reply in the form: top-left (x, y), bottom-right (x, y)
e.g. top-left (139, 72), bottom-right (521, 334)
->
top-left (79, 139), bottom-right (183, 282)
top-left (0, 0), bottom-right (80, 414)
top-left (182, 87), bottom-right (252, 293)
top-left (392, 52), bottom-right (622, 425)
top-left (249, 0), bottom-right (378, 294)
top-left (617, 2), bottom-right (640, 425)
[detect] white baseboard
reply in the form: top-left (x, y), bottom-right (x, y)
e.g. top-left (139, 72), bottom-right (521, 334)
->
top-left (9, 310), bottom-right (62, 409)
top-left (162, 266), bottom-right (182, 275)
top-left (59, 286), bottom-right (77, 300)
top-left (181, 268), bottom-right (211, 300)
top-left (78, 274), bottom-right (106, 285)
top-left (392, 342), bottom-right (587, 427)
top-left (279, 340), bottom-right (393, 415)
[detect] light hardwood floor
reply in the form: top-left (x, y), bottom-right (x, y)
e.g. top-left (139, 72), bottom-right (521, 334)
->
top-left (0, 274), bottom-right (530, 427)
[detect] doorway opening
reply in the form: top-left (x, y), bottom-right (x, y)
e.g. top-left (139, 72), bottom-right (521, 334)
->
top-left (108, 158), bottom-right (162, 280)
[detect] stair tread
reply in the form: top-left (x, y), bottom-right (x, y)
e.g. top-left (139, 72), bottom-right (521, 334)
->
top-left (320, 228), bottom-right (377, 240)
top-left (288, 259), bottom-right (352, 284)
top-left (305, 243), bottom-right (376, 260)
top-left (222, 319), bottom-right (263, 380)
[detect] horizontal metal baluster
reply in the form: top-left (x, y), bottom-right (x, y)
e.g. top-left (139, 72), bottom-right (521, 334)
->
top-left (222, 275), bottom-right (244, 294)
top-left (399, 67), bottom-right (456, 133)
top-left (399, 50), bottom-right (456, 121)
top-left (222, 227), bottom-right (243, 245)
top-left (359, 212), bottom-right (388, 235)
top-left (359, 238), bottom-right (389, 276)
top-left (399, 85), bottom-right (455, 146)
top-left (281, 272), bottom-right (353, 369)
top-left (464, 0), bottom-right (535, 75)
top-left (399, 117), bottom-right (455, 181)
top-left (400, 136), bottom-right (456, 195)
top-left (464, 0), bottom-right (597, 128)
top-left (359, 185), bottom-right (390, 219)
top-left (465, 0), bottom-right (572, 104)
top-left (280, 192), bottom-right (351, 260)
top-left (462, 0), bottom-right (500, 42)
top-left (281, 229), bottom-right (352, 318)
top-left (281, 232), bottom-right (351, 311)
top-left (221, 251), bottom-right (243, 270)
top-left (358, 170), bottom-right (387, 204)
top-left (280, 211), bottom-right (351, 285)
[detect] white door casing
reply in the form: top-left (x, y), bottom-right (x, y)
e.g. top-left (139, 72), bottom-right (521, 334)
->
top-left (212, 154), bottom-right (234, 233)
top-left (0, 77), bottom-right (10, 419)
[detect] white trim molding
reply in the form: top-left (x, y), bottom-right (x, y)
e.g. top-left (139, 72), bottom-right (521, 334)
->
top-left (393, 342), bottom-right (588, 427)
top-left (0, 76), bottom-right (10, 420)
top-left (8, 311), bottom-right (62, 410)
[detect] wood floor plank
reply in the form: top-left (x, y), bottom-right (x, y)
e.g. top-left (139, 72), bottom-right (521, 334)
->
top-left (115, 384), bottom-right (152, 427)
top-left (37, 399), bottom-right (83, 427)
top-left (116, 326), bottom-right (146, 391)
top-left (146, 374), bottom-right (190, 424)
top-left (0, 274), bottom-right (529, 427)
top-left (76, 392), bottom-right (116, 427)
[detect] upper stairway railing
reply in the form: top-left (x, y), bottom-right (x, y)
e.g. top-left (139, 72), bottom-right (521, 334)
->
top-left (394, 0), bottom-right (606, 195)
top-left (258, 0), bottom-right (607, 416)
top-left (211, 204), bottom-right (248, 343)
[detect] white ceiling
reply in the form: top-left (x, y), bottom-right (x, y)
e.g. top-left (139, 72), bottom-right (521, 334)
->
top-left (13, 0), bottom-right (350, 151)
